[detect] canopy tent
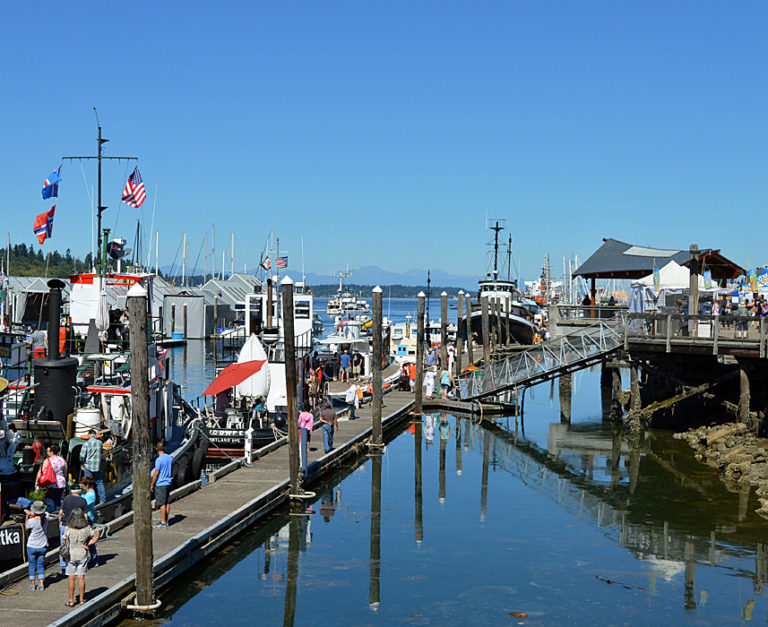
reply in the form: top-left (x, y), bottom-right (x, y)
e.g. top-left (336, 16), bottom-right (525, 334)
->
top-left (633, 261), bottom-right (707, 290)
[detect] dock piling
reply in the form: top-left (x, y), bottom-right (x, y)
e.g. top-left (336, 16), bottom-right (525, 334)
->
top-left (415, 293), bottom-right (425, 415)
top-left (371, 286), bottom-right (383, 446)
top-left (440, 292), bottom-right (448, 374)
top-left (127, 282), bottom-right (155, 614)
top-left (739, 364), bottom-right (750, 424)
top-left (281, 277), bottom-right (300, 495)
top-left (559, 373), bottom-right (572, 423)
top-left (481, 296), bottom-right (490, 366)
top-left (456, 291), bottom-right (464, 378)
top-left (414, 416), bottom-right (423, 543)
top-left (369, 453), bottom-right (382, 610)
top-left (466, 295), bottom-right (474, 364)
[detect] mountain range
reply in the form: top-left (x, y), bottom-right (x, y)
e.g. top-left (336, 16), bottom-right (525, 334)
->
top-left (161, 264), bottom-right (483, 289)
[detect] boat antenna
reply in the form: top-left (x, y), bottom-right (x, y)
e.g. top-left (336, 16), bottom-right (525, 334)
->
top-left (507, 234), bottom-right (512, 282)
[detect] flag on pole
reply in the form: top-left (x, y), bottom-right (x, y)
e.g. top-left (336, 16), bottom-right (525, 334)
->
top-left (41, 168), bottom-right (61, 199)
top-left (33, 206), bottom-right (55, 244)
top-left (260, 258), bottom-right (271, 270)
top-left (121, 166), bottom-right (146, 208)
top-left (276, 256), bottom-right (288, 269)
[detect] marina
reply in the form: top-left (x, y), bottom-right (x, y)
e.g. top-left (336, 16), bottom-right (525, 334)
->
top-left (2, 4), bottom-right (768, 625)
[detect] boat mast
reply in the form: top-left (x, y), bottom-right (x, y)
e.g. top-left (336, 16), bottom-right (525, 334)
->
top-left (62, 108), bottom-right (137, 275)
top-left (489, 220), bottom-right (503, 280)
top-left (507, 234), bottom-right (512, 282)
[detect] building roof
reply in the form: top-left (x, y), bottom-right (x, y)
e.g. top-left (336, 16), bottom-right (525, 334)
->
top-left (574, 238), bottom-right (745, 280)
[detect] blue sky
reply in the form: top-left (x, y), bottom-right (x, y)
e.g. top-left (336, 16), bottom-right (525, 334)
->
top-left (1, 2), bottom-right (766, 281)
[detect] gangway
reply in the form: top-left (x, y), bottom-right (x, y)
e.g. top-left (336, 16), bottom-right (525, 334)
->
top-left (458, 316), bottom-right (626, 401)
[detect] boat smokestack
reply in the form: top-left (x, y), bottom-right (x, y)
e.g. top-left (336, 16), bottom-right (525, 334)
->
top-left (47, 279), bottom-right (65, 360)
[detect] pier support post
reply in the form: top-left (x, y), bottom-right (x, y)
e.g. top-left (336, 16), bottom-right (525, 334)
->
top-left (689, 245), bottom-right (700, 337)
top-left (283, 517), bottom-right (300, 625)
top-left (266, 277), bottom-right (274, 328)
top-left (505, 298), bottom-right (511, 347)
top-left (739, 364), bottom-right (750, 424)
top-left (369, 452), bottom-right (382, 610)
top-left (456, 291), bottom-right (464, 378)
top-left (611, 366), bottom-right (623, 420)
top-left (371, 286), bottom-right (383, 446)
top-left (600, 364), bottom-right (612, 421)
top-left (439, 417), bottom-right (447, 503)
top-left (440, 291), bottom-right (448, 373)
top-left (559, 373), bottom-right (572, 423)
top-left (455, 415), bottom-right (463, 475)
top-left (281, 277), bottom-right (300, 495)
top-left (630, 362), bottom-right (641, 412)
top-left (415, 293), bottom-right (425, 414)
top-left (481, 296), bottom-right (490, 366)
top-left (127, 282), bottom-right (155, 614)
top-left (466, 295), bottom-right (475, 364)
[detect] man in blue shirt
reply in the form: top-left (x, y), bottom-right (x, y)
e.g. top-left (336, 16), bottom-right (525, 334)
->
top-left (80, 430), bottom-right (106, 503)
top-left (150, 440), bottom-right (173, 528)
top-left (339, 350), bottom-right (351, 382)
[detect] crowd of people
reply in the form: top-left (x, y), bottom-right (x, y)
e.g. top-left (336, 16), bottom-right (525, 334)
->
top-left (18, 436), bottom-right (173, 604)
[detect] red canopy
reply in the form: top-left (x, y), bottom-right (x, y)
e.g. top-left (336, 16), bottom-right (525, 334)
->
top-left (203, 360), bottom-right (267, 396)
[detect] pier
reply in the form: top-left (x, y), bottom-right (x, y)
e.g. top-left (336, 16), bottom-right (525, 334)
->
top-left (0, 391), bottom-right (414, 626)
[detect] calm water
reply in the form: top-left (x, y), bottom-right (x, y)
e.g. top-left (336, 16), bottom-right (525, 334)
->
top-left (119, 365), bottom-right (768, 626)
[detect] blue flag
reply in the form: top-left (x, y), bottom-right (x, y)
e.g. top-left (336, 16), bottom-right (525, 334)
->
top-left (41, 168), bottom-right (61, 199)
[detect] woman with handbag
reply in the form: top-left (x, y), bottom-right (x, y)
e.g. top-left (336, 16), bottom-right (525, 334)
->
top-left (36, 445), bottom-right (67, 510)
top-left (62, 507), bottom-right (99, 606)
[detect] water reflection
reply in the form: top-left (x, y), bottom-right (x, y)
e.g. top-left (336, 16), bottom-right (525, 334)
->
top-left (369, 453), bottom-right (382, 611)
top-left (138, 400), bottom-right (768, 625)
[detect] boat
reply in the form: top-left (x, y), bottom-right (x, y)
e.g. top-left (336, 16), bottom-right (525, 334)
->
top-left (326, 272), bottom-right (370, 316)
top-left (463, 222), bottom-right (539, 346)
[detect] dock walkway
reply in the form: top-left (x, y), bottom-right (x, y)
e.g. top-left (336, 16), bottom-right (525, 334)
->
top-left (1, 390), bottom-right (414, 627)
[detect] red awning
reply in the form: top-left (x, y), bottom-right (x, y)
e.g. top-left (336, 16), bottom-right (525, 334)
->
top-left (203, 360), bottom-right (267, 396)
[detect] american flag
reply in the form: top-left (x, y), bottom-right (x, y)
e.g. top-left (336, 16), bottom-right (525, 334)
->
top-left (122, 166), bottom-right (146, 208)
top-left (276, 256), bottom-right (288, 269)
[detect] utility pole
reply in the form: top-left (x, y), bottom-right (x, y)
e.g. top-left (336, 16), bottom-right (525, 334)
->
top-left (127, 282), bottom-right (155, 614)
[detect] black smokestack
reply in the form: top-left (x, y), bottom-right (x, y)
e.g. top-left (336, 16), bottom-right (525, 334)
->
top-left (47, 278), bottom-right (65, 360)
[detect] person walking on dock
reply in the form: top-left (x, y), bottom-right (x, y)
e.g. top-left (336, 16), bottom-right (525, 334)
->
top-left (62, 507), bottom-right (99, 606)
top-left (151, 440), bottom-right (173, 528)
top-left (425, 348), bottom-right (437, 372)
top-left (340, 350), bottom-right (351, 382)
top-left (80, 430), bottom-right (106, 504)
top-left (59, 486), bottom-right (87, 575)
top-left (352, 350), bottom-right (363, 380)
top-left (408, 362), bottom-right (417, 391)
top-left (424, 369), bottom-right (436, 399)
top-left (320, 403), bottom-right (338, 453)
top-left (439, 368), bottom-right (451, 397)
top-left (37, 445), bottom-right (67, 511)
top-left (344, 382), bottom-right (359, 420)
top-left (80, 477), bottom-right (100, 567)
top-left (25, 500), bottom-right (48, 591)
top-left (298, 403), bottom-right (313, 471)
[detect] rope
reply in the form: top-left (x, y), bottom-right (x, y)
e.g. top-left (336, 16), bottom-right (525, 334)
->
top-left (0, 583), bottom-right (19, 596)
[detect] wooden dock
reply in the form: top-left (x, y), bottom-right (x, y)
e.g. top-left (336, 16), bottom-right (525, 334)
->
top-left (0, 390), bottom-right (415, 627)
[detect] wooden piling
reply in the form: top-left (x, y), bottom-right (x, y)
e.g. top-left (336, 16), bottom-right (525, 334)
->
top-left (494, 298), bottom-right (502, 350)
top-left (481, 296), bottom-right (490, 366)
top-left (612, 366), bottom-right (623, 420)
top-left (630, 362), bottom-right (641, 412)
top-left (369, 453), bottom-right (382, 610)
top-left (559, 373), bottom-right (572, 423)
top-left (415, 292), bottom-right (425, 414)
top-left (465, 295), bottom-right (474, 365)
top-left (505, 298), bottom-right (511, 348)
top-left (689, 245), bottom-right (700, 337)
top-left (739, 365), bottom-right (750, 424)
top-left (127, 282), bottom-right (154, 613)
top-left (266, 277), bottom-right (274, 328)
top-left (371, 286), bottom-right (383, 445)
top-left (281, 277), bottom-right (300, 495)
top-left (455, 416), bottom-right (463, 475)
top-left (440, 291), bottom-right (448, 373)
top-left (456, 291), bottom-right (464, 378)
top-left (283, 517), bottom-right (300, 626)
top-left (439, 419), bottom-right (447, 502)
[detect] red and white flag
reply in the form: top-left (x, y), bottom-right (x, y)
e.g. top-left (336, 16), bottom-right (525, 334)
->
top-left (122, 166), bottom-right (146, 208)
top-left (276, 256), bottom-right (288, 269)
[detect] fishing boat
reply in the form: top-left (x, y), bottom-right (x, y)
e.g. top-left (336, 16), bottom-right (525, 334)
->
top-left (463, 222), bottom-right (539, 346)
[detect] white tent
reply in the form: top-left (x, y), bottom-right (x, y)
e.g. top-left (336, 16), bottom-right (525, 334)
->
top-left (634, 260), bottom-right (706, 290)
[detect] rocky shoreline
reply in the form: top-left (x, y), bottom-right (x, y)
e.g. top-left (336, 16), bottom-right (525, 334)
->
top-left (674, 423), bottom-right (768, 518)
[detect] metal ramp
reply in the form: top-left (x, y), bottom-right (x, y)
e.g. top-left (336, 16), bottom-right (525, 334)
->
top-left (458, 316), bottom-right (626, 400)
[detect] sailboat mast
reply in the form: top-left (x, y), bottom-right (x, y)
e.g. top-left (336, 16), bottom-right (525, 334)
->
top-left (507, 234), bottom-right (512, 281)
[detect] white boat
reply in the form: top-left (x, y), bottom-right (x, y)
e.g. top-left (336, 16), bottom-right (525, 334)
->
top-left (326, 272), bottom-right (369, 316)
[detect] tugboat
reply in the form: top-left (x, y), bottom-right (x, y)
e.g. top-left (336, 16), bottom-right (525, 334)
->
top-left (463, 221), bottom-right (539, 346)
